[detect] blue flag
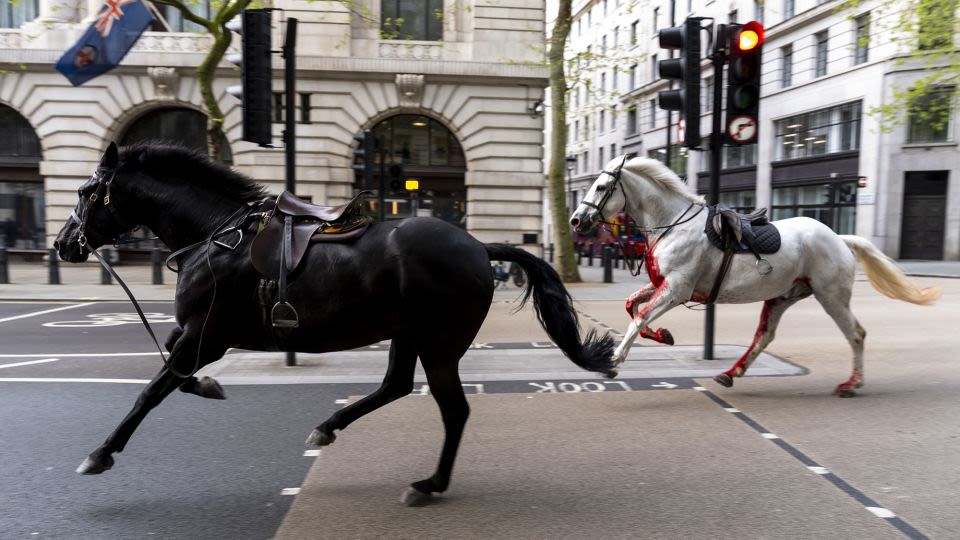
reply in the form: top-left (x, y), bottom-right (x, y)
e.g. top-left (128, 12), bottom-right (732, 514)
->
top-left (55, 0), bottom-right (155, 86)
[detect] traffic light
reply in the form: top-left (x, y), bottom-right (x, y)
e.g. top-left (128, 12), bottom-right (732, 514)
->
top-left (226, 9), bottom-right (273, 146)
top-left (725, 21), bottom-right (764, 145)
top-left (352, 130), bottom-right (375, 189)
top-left (388, 164), bottom-right (404, 193)
top-left (657, 19), bottom-right (701, 148)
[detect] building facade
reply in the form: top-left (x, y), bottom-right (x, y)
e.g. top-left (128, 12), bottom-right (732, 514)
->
top-left (555, 0), bottom-right (960, 260)
top-left (0, 0), bottom-right (549, 252)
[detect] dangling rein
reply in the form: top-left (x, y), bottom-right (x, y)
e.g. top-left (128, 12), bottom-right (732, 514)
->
top-left (598, 203), bottom-right (705, 277)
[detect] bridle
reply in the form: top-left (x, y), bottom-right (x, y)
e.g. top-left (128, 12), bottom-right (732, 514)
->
top-left (580, 155), bottom-right (705, 276)
top-left (71, 166), bottom-right (136, 251)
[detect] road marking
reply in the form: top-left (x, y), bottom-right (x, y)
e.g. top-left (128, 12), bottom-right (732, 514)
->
top-left (693, 386), bottom-right (707, 391)
top-left (281, 488), bottom-right (301, 495)
top-left (0, 358), bottom-right (59, 369)
top-left (723, 407), bottom-right (741, 413)
top-left (867, 507), bottom-right (897, 519)
top-left (650, 381), bottom-right (678, 389)
top-left (0, 303), bottom-right (92, 324)
top-left (0, 378), bottom-right (149, 384)
top-left (0, 352), bottom-right (161, 358)
top-left (761, 433), bottom-right (780, 440)
top-left (303, 450), bottom-right (321, 457)
top-left (808, 466), bottom-right (830, 475)
top-left (335, 399), bottom-right (349, 405)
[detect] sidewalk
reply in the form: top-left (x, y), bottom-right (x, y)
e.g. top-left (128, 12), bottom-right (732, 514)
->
top-left (1, 258), bottom-right (957, 302)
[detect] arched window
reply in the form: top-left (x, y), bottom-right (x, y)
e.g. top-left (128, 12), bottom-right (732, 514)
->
top-left (150, 1), bottom-right (211, 33)
top-left (120, 107), bottom-right (232, 164)
top-left (381, 0), bottom-right (443, 41)
top-left (0, 104), bottom-right (43, 248)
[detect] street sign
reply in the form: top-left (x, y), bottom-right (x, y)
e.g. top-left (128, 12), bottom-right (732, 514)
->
top-left (677, 117), bottom-right (686, 144)
top-left (727, 115), bottom-right (757, 143)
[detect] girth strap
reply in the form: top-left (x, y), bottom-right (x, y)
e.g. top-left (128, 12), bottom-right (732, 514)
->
top-left (271, 215), bottom-right (300, 328)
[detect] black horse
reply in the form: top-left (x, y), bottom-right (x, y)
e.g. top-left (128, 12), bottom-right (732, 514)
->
top-left (54, 142), bottom-right (615, 504)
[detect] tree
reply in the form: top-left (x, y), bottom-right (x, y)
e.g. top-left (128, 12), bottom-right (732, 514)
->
top-left (150, 0), bottom-right (254, 162)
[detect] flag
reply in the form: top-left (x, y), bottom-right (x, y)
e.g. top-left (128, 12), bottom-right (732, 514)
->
top-left (54, 0), bottom-right (155, 86)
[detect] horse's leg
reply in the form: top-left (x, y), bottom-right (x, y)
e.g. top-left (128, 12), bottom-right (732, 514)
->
top-left (402, 355), bottom-right (469, 506)
top-left (163, 326), bottom-right (225, 400)
top-left (626, 284), bottom-right (675, 345)
top-left (76, 331), bottom-right (226, 474)
top-left (713, 296), bottom-right (804, 388)
top-left (613, 283), bottom-right (684, 365)
top-left (815, 293), bottom-right (866, 398)
top-left (306, 337), bottom-right (417, 446)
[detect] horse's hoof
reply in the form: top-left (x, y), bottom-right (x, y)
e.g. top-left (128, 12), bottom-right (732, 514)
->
top-left (305, 429), bottom-right (336, 447)
top-left (76, 454), bottom-right (113, 475)
top-left (713, 373), bottom-right (734, 388)
top-left (400, 486), bottom-right (433, 507)
top-left (605, 368), bottom-right (619, 379)
top-left (197, 377), bottom-right (226, 400)
top-left (660, 329), bottom-right (675, 346)
top-left (833, 386), bottom-right (857, 398)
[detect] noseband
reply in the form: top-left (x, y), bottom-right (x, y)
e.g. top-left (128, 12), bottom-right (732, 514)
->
top-left (580, 155), bottom-right (628, 224)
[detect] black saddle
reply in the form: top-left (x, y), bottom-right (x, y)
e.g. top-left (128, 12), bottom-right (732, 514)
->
top-left (705, 204), bottom-right (781, 255)
top-left (249, 191), bottom-right (372, 328)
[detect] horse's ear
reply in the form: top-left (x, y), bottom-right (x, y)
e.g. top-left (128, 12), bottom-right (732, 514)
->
top-left (101, 142), bottom-right (119, 168)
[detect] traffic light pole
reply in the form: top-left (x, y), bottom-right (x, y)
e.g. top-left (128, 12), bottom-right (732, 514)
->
top-left (703, 27), bottom-right (726, 361)
top-left (283, 17), bottom-right (298, 367)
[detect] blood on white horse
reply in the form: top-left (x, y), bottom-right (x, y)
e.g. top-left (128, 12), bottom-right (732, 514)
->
top-left (570, 156), bottom-right (940, 397)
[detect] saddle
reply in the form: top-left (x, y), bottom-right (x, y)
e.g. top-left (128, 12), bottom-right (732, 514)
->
top-left (702, 204), bottom-right (782, 304)
top-left (250, 191), bottom-right (372, 328)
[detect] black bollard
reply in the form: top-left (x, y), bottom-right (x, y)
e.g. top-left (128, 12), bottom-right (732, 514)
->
top-left (548, 243), bottom-right (554, 263)
top-left (587, 247), bottom-right (594, 267)
top-left (603, 245), bottom-right (613, 283)
top-left (576, 243), bottom-right (582, 265)
top-left (48, 248), bottom-right (60, 285)
top-left (151, 247), bottom-right (164, 285)
top-left (100, 248), bottom-right (112, 285)
top-left (0, 247), bottom-right (8, 284)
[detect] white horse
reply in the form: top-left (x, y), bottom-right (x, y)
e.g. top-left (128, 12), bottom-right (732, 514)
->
top-left (569, 156), bottom-right (941, 397)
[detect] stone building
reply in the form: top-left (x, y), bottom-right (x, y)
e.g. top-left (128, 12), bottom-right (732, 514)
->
top-left (0, 0), bottom-right (550, 252)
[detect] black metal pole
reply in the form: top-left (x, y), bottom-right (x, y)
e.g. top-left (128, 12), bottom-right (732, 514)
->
top-left (665, 0), bottom-right (676, 168)
top-left (0, 247), bottom-right (7, 284)
top-left (704, 27), bottom-right (726, 361)
top-left (378, 144), bottom-right (386, 222)
top-left (151, 246), bottom-right (163, 285)
top-left (284, 17), bottom-right (298, 368)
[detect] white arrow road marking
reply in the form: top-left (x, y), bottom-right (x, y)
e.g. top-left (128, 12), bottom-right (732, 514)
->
top-left (650, 382), bottom-right (678, 389)
top-left (0, 358), bottom-right (59, 369)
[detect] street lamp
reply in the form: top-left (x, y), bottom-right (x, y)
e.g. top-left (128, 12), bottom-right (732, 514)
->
top-left (565, 155), bottom-right (577, 214)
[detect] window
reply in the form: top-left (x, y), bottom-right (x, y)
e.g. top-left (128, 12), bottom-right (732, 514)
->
top-left (577, 18), bottom-right (581, 36)
top-left (601, 72), bottom-right (607, 93)
top-left (587, 7), bottom-right (592, 26)
top-left (613, 26), bottom-right (619, 48)
top-left (653, 7), bottom-right (659, 33)
top-left (723, 144), bottom-right (757, 168)
top-left (651, 54), bottom-right (658, 81)
top-left (629, 64), bottom-right (637, 89)
top-left (754, 0), bottom-right (764, 24)
top-left (599, 146), bottom-right (606, 168)
top-left (815, 31), bottom-right (829, 77)
top-left (603, 0), bottom-right (608, 15)
top-left (918, 0), bottom-right (956, 50)
top-left (908, 86), bottom-right (954, 143)
top-left (772, 182), bottom-right (857, 234)
top-left (612, 67), bottom-right (619, 91)
top-left (154, 1), bottom-right (211, 32)
top-left (719, 190), bottom-right (757, 213)
top-left (610, 143), bottom-right (617, 158)
top-left (775, 101), bottom-right (862, 160)
top-left (729, 9), bottom-right (738, 23)
top-left (781, 45), bottom-right (793, 88)
top-left (584, 150), bottom-right (590, 172)
top-left (630, 21), bottom-right (638, 45)
top-left (784, 0), bottom-right (795, 19)
top-left (627, 108), bottom-right (638, 134)
top-left (601, 35), bottom-right (607, 55)
top-left (0, 0), bottom-right (37, 28)
top-left (704, 77), bottom-right (713, 112)
top-left (574, 120), bottom-right (580, 141)
top-left (381, 0), bottom-right (444, 41)
top-left (649, 99), bottom-right (657, 128)
top-left (611, 107), bottom-right (617, 129)
top-left (854, 13), bottom-right (870, 65)
top-left (600, 110), bottom-right (606, 132)
top-left (648, 145), bottom-right (688, 176)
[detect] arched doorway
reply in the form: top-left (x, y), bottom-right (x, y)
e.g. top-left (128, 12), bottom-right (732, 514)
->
top-left (116, 107), bottom-right (232, 256)
top-left (0, 104), bottom-right (43, 249)
top-left (354, 114), bottom-right (466, 227)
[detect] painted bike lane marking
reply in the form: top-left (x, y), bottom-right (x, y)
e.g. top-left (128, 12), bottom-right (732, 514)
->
top-left (0, 303), bottom-right (92, 324)
top-left (0, 358), bottom-right (59, 369)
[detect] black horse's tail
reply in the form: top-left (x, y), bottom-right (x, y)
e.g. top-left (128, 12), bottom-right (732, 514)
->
top-left (485, 244), bottom-right (617, 377)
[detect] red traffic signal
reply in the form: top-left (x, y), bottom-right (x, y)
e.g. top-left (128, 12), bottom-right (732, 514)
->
top-left (732, 21), bottom-right (764, 53)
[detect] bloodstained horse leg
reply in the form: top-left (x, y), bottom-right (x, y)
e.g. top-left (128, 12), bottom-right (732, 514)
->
top-left (306, 337), bottom-right (417, 447)
top-left (625, 284), bottom-right (675, 346)
top-left (614, 282), bottom-right (684, 365)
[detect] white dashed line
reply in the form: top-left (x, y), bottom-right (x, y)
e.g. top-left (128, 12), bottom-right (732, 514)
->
top-left (0, 378), bottom-right (149, 384)
top-left (693, 386), bottom-right (707, 391)
top-left (866, 507), bottom-right (897, 519)
top-left (0, 358), bottom-right (59, 369)
top-left (335, 399), bottom-right (349, 405)
top-left (808, 466), bottom-right (830, 475)
top-left (281, 488), bottom-right (301, 496)
top-left (303, 450), bottom-right (321, 457)
top-left (761, 433), bottom-right (780, 439)
top-left (723, 407), bottom-right (741, 413)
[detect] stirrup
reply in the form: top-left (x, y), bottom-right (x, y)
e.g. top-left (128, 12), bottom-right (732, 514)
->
top-left (271, 301), bottom-right (300, 328)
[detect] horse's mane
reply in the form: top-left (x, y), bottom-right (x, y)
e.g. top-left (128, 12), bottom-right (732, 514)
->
top-left (118, 141), bottom-right (268, 203)
top-left (622, 157), bottom-right (705, 205)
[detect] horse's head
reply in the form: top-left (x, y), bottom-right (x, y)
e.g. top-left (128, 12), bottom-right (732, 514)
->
top-left (569, 155), bottom-right (628, 234)
top-left (54, 142), bottom-right (137, 262)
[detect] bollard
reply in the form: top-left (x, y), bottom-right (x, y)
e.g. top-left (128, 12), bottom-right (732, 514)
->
top-left (100, 248), bottom-right (112, 285)
top-left (548, 243), bottom-right (554, 263)
top-left (576, 244), bottom-right (582, 265)
top-left (603, 245), bottom-right (613, 283)
top-left (587, 247), bottom-right (594, 267)
top-left (0, 247), bottom-right (8, 284)
top-left (151, 247), bottom-right (164, 285)
top-left (48, 247), bottom-right (61, 285)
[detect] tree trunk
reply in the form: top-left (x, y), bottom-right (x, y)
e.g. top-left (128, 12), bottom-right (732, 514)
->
top-left (547, 0), bottom-right (580, 282)
top-left (198, 24), bottom-right (231, 163)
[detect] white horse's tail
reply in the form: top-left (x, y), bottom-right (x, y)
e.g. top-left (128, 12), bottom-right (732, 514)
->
top-left (841, 236), bottom-right (941, 305)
